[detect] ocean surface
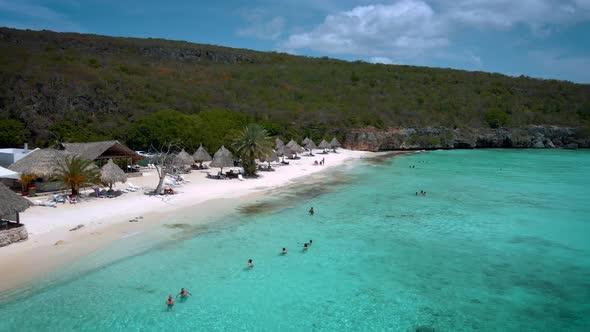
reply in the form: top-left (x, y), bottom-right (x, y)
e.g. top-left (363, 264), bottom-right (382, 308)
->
top-left (1, 149), bottom-right (589, 331)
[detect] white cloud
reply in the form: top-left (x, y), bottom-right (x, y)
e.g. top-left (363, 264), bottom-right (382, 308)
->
top-left (237, 8), bottom-right (286, 40)
top-left (368, 56), bottom-right (395, 64)
top-left (281, 0), bottom-right (590, 61)
top-left (283, 0), bottom-right (448, 57)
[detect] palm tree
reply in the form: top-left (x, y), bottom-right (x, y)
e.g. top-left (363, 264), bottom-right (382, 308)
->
top-left (52, 155), bottom-right (100, 196)
top-left (233, 124), bottom-right (273, 176)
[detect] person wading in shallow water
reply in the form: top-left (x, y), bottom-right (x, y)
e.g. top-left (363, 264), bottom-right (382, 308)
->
top-left (165, 295), bottom-right (175, 310)
top-left (309, 207), bottom-right (314, 216)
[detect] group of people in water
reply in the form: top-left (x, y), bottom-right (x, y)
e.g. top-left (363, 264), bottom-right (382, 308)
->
top-left (416, 190), bottom-right (427, 196)
top-left (166, 206), bottom-right (317, 310)
top-left (165, 288), bottom-right (193, 310)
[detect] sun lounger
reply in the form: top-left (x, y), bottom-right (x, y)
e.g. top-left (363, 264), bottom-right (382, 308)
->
top-left (34, 200), bottom-right (57, 207)
top-left (238, 174), bottom-right (244, 181)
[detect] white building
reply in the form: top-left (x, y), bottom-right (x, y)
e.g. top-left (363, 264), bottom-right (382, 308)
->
top-left (0, 144), bottom-right (36, 167)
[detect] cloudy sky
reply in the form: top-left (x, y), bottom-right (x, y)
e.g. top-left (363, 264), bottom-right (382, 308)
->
top-left (1, 0), bottom-right (589, 83)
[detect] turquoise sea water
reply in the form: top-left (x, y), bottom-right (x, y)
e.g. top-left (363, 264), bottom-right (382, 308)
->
top-left (1, 150), bottom-right (589, 331)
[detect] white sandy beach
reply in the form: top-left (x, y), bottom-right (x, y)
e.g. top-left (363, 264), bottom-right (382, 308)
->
top-left (0, 149), bottom-right (372, 291)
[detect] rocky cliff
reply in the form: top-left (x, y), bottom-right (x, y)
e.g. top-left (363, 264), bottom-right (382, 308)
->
top-left (344, 126), bottom-right (590, 151)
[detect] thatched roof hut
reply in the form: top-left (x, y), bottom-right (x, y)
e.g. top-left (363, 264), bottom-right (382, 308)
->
top-left (305, 140), bottom-right (318, 150)
top-left (260, 150), bottom-right (279, 163)
top-left (210, 146), bottom-right (235, 171)
top-left (100, 159), bottom-right (127, 189)
top-left (275, 138), bottom-right (284, 148)
top-left (286, 140), bottom-right (305, 154)
top-left (0, 182), bottom-right (32, 220)
top-left (193, 145), bottom-right (212, 162)
top-left (8, 149), bottom-right (73, 179)
top-left (318, 139), bottom-right (331, 150)
top-left (330, 137), bottom-right (342, 148)
top-left (173, 149), bottom-right (194, 166)
top-left (275, 145), bottom-right (291, 157)
top-left (302, 137), bottom-right (310, 145)
top-left (61, 140), bottom-right (140, 162)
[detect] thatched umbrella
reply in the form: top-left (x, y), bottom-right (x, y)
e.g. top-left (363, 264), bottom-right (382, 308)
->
top-left (305, 139), bottom-right (318, 155)
top-left (210, 146), bottom-right (235, 174)
top-left (0, 183), bottom-right (32, 224)
top-left (259, 150), bottom-right (279, 167)
top-left (100, 159), bottom-right (127, 190)
top-left (302, 137), bottom-right (310, 145)
top-left (330, 137), bottom-right (341, 148)
top-left (286, 140), bottom-right (305, 156)
top-left (173, 149), bottom-right (194, 167)
top-left (275, 145), bottom-right (292, 163)
top-left (192, 145), bottom-right (212, 166)
top-left (318, 139), bottom-right (331, 153)
top-left (8, 149), bottom-right (72, 179)
top-left (275, 138), bottom-right (285, 148)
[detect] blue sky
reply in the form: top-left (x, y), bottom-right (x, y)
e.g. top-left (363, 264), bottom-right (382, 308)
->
top-left (1, 0), bottom-right (589, 83)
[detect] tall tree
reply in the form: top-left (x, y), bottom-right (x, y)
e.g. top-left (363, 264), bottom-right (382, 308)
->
top-left (233, 124), bottom-right (273, 176)
top-left (52, 156), bottom-right (100, 195)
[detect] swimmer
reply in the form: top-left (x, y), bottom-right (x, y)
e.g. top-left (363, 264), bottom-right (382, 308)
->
top-left (176, 288), bottom-right (192, 300)
top-left (416, 192), bottom-right (418, 196)
top-left (165, 295), bottom-right (175, 310)
top-left (309, 240), bottom-right (313, 246)
top-left (248, 259), bottom-right (253, 268)
top-left (282, 247), bottom-right (287, 255)
top-left (309, 207), bottom-right (314, 216)
top-left (303, 243), bottom-right (308, 250)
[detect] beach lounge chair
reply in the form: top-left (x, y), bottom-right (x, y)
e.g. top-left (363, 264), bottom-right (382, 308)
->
top-left (53, 194), bottom-right (66, 203)
top-left (238, 174), bottom-right (244, 181)
top-left (34, 200), bottom-right (57, 207)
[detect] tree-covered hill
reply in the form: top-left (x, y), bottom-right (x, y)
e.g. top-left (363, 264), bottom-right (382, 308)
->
top-left (1, 27), bottom-right (589, 151)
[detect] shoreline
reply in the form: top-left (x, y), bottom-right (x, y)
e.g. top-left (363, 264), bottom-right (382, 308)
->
top-left (0, 149), bottom-right (414, 292)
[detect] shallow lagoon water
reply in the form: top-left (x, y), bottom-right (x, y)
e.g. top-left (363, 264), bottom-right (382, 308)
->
top-left (1, 150), bottom-right (589, 331)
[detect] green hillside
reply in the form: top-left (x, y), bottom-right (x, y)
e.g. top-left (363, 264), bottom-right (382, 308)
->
top-left (0, 27), bottom-right (589, 151)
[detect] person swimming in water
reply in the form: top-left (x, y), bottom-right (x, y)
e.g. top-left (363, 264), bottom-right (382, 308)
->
top-left (176, 288), bottom-right (192, 300)
top-left (165, 295), bottom-right (175, 310)
top-left (282, 247), bottom-right (287, 255)
top-left (248, 259), bottom-right (253, 268)
top-left (303, 243), bottom-right (308, 251)
top-left (309, 240), bottom-right (313, 246)
top-left (309, 207), bottom-right (314, 215)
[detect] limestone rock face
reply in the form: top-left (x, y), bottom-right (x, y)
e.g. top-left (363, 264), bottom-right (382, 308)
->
top-left (0, 224), bottom-right (28, 247)
top-left (344, 126), bottom-right (589, 151)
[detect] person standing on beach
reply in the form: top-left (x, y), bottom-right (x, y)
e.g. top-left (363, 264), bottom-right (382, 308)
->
top-left (165, 295), bottom-right (175, 310)
top-left (309, 207), bottom-right (314, 215)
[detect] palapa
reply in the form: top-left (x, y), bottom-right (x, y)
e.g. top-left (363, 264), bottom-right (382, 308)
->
top-left (8, 149), bottom-right (73, 179)
top-left (275, 137), bottom-right (285, 148)
top-left (173, 149), bottom-right (194, 166)
top-left (318, 139), bottom-right (331, 150)
top-left (0, 182), bottom-right (32, 220)
top-left (305, 139), bottom-right (318, 150)
top-left (192, 145), bottom-right (212, 162)
top-left (100, 159), bottom-right (127, 189)
top-left (210, 146), bottom-right (235, 173)
top-left (286, 140), bottom-right (305, 154)
top-left (330, 137), bottom-right (342, 148)
top-left (301, 137), bottom-right (310, 145)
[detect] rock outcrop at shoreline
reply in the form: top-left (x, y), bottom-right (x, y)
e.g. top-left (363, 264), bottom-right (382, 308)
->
top-left (343, 126), bottom-right (590, 151)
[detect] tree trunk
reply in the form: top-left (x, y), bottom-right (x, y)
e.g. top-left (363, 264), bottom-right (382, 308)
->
top-left (154, 166), bottom-right (167, 194)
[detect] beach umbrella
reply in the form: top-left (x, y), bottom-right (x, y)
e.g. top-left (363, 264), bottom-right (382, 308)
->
top-left (173, 149), bottom-right (194, 166)
top-left (286, 140), bottom-right (305, 155)
top-left (100, 159), bottom-right (127, 190)
top-left (318, 139), bottom-right (331, 152)
top-left (210, 146), bottom-right (235, 173)
top-left (192, 145), bottom-right (212, 166)
top-left (301, 137), bottom-right (310, 145)
top-left (330, 137), bottom-right (341, 152)
top-left (275, 145), bottom-right (292, 162)
top-left (8, 149), bottom-right (73, 179)
top-left (275, 138), bottom-right (284, 149)
top-left (305, 140), bottom-right (318, 155)
top-left (0, 182), bottom-right (32, 223)
top-left (259, 150), bottom-right (279, 167)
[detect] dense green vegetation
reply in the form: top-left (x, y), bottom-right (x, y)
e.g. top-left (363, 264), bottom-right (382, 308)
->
top-left (0, 27), bottom-right (589, 150)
